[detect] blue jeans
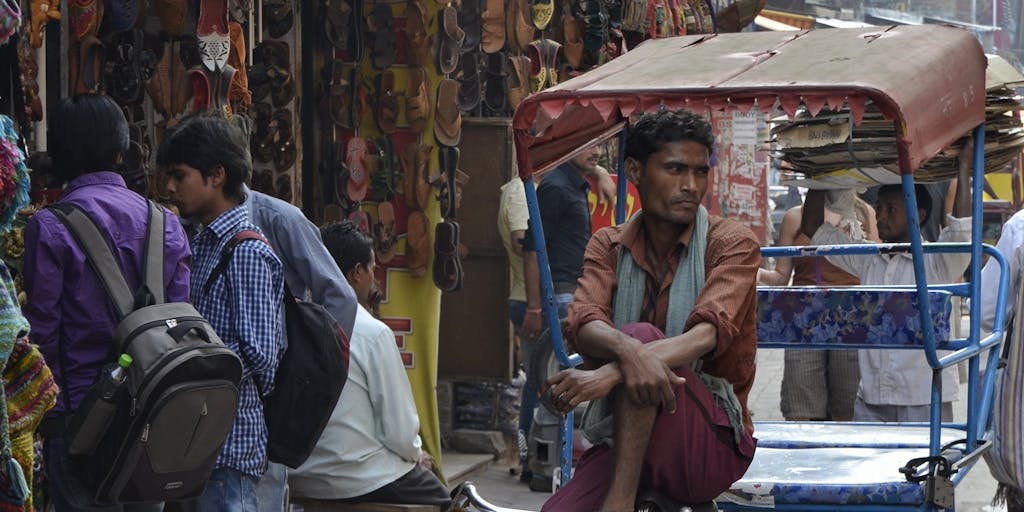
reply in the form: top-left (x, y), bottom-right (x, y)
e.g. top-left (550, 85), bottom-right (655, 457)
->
top-left (254, 462), bottom-right (287, 512)
top-left (517, 295), bottom-right (572, 468)
top-left (44, 437), bottom-right (165, 512)
top-left (194, 468), bottom-right (259, 512)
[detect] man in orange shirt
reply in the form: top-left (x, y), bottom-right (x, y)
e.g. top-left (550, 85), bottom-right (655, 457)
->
top-left (540, 109), bottom-right (759, 511)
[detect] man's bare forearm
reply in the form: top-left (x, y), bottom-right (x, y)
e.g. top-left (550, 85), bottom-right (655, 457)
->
top-left (577, 320), bottom-right (718, 369)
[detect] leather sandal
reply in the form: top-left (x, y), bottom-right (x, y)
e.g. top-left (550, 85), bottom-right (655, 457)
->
top-left (458, 0), bottom-right (481, 51)
top-left (433, 219), bottom-right (463, 291)
top-left (438, 145), bottom-right (460, 219)
top-left (272, 109), bottom-right (296, 172)
top-left (253, 169), bottom-right (274, 195)
top-left (527, 38), bottom-right (561, 92)
top-left (197, 0), bottom-right (230, 72)
top-left (405, 0), bottom-right (431, 67)
top-left (406, 211), bottom-right (431, 278)
top-left (369, 4), bottom-right (397, 70)
top-left (29, 0), bottom-right (61, 48)
top-left (374, 201), bottom-right (398, 264)
top-left (227, 21), bottom-right (251, 107)
top-left (264, 0), bottom-right (294, 38)
top-left (346, 136), bottom-right (369, 202)
top-left (400, 142), bottom-right (432, 210)
top-left (105, 29), bottom-right (146, 105)
top-left (506, 55), bottom-right (530, 110)
top-left (433, 78), bottom-right (462, 147)
top-left (250, 103), bottom-right (275, 162)
top-left (268, 62), bottom-right (295, 107)
top-left (483, 51), bottom-right (507, 113)
top-left (327, 61), bottom-right (356, 128)
top-left (562, 15), bottom-right (584, 69)
top-left (371, 135), bottom-right (399, 199)
top-left (505, 0), bottom-right (534, 51)
top-left (480, 0), bottom-right (504, 53)
top-left (72, 36), bottom-right (106, 94)
top-left (323, 0), bottom-right (352, 51)
top-left (276, 174), bottom-right (293, 202)
top-left (437, 5), bottom-right (464, 75)
top-left (405, 66), bottom-right (431, 133)
top-left (375, 70), bottom-right (399, 134)
top-left (455, 51), bottom-right (481, 112)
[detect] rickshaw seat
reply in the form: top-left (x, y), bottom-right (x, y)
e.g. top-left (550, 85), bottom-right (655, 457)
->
top-left (752, 422), bottom-right (964, 450)
top-left (756, 287), bottom-right (954, 347)
top-left (719, 446), bottom-right (966, 508)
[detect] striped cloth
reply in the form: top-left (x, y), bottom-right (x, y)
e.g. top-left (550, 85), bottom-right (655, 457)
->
top-left (985, 270), bottom-right (1024, 498)
top-left (3, 339), bottom-right (56, 512)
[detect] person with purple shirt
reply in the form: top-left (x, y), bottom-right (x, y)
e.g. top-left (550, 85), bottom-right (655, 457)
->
top-left (23, 94), bottom-right (191, 511)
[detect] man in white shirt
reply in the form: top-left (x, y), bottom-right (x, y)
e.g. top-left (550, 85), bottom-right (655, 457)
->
top-left (289, 221), bottom-right (450, 509)
top-left (981, 208), bottom-right (1024, 333)
top-left (803, 153), bottom-right (972, 422)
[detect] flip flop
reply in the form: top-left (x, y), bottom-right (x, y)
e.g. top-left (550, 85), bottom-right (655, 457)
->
top-left (455, 52), bottom-right (481, 112)
top-left (405, 0), bottom-right (430, 67)
top-left (374, 201), bottom-right (398, 263)
top-left (434, 78), bottom-right (462, 147)
top-left (405, 66), bottom-right (431, 133)
top-left (406, 210), bottom-right (431, 278)
top-left (369, 4), bottom-right (397, 70)
top-left (376, 70), bottom-right (399, 134)
top-left (438, 146), bottom-right (460, 219)
top-left (480, 0), bottom-right (504, 53)
top-left (483, 51), bottom-right (507, 113)
top-left (328, 61), bottom-right (356, 129)
top-left (346, 137), bottom-right (369, 202)
top-left (433, 220), bottom-right (463, 291)
top-left (323, 0), bottom-right (352, 51)
top-left (197, 0), bottom-right (230, 72)
top-left (458, 0), bottom-right (481, 51)
top-left (437, 5), bottom-right (465, 75)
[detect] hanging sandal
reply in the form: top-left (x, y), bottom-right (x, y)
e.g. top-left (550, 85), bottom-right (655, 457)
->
top-left (479, 0), bottom-right (504, 53)
top-left (455, 51), bottom-right (481, 112)
top-left (272, 109), bottom-right (296, 172)
top-left (458, 0), bottom-right (481, 51)
top-left (530, 0), bottom-right (553, 30)
top-left (368, 4), bottom-right (397, 70)
top-left (406, 211), bottom-right (431, 278)
top-left (264, 0), bottom-right (294, 38)
top-left (323, 0), bottom-right (352, 51)
top-left (29, 0), bottom-right (61, 48)
top-left (374, 201), bottom-right (398, 264)
top-left (433, 219), bottom-right (463, 291)
top-left (69, 0), bottom-right (102, 42)
top-left (375, 70), bottom-right (399, 134)
top-left (346, 137), bottom-right (369, 202)
top-left (434, 78), bottom-right (462, 146)
top-left (506, 55), bottom-right (530, 110)
top-left (405, 66), bottom-right (431, 133)
top-left (483, 51), bottom-right (507, 113)
top-left (437, 5), bottom-right (464, 75)
top-left (405, 0), bottom-right (430, 67)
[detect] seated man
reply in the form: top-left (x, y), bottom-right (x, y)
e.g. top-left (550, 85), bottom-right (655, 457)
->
top-left (541, 110), bottom-right (759, 512)
top-left (288, 221), bottom-right (451, 510)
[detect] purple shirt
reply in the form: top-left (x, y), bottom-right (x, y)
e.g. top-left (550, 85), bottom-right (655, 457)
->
top-left (23, 172), bottom-right (191, 415)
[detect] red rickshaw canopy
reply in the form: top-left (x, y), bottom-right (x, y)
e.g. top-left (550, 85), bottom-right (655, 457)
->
top-left (512, 25), bottom-right (986, 180)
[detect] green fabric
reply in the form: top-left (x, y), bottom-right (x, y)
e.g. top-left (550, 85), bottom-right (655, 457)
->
top-left (582, 206), bottom-right (746, 447)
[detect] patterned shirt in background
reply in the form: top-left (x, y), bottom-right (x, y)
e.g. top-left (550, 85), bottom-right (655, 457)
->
top-left (189, 204), bottom-right (284, 478)
top-left (566, 213), bottom-right (761, 432)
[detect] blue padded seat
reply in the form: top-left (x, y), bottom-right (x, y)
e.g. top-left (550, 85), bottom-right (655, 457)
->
top-left (718, 447), bottom-right (965, 508)
top-left (757, 287), bottom-right (953, 347)
top-left (753, 422), bottom-right (965, 450)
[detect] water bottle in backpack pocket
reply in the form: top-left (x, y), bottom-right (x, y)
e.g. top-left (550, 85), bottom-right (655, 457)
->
top-left (66, 354), bottom-right (133, 456)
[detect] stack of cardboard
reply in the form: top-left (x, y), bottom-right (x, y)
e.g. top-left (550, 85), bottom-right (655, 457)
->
top-left (773, 56), bottom-right (1024, 186)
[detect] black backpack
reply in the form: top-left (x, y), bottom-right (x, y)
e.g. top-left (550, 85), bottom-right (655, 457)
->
top-left (49, 201), bottom-right (243, 505)
top-left (205, 229), bottom-right (350, 468)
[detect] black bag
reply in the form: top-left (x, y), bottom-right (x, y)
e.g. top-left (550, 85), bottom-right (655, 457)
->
top-left (205, 230), bottom-right (350, 468)
top-left (50, 201), bottom-right (243, 505)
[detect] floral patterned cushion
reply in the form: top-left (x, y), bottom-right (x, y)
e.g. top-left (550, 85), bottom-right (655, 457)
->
top-left (718, 447), bottom-right (963, 507)
top-left (757, 287), bottom-right (953, 347)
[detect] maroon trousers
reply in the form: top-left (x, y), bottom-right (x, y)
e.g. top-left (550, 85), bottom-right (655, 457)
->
top-left (541, 323), bottom-right (756, 511)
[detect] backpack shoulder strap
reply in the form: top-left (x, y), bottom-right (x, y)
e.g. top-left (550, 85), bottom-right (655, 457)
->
top-left (48, 203), bottom-right (134, 318)
top-left (202, 230), bottom-right (268, 295)
top-left (143, 201), bottom-right (166, 305)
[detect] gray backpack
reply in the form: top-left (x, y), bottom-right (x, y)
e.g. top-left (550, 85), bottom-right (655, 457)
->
top-left (50, 201), bottom-right (243, 505)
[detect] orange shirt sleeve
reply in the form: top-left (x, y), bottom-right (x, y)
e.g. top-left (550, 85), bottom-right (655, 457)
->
top-left (565, 228), bottom-right (619, 351)
top-left (685, 220), bottom-right (762, 360)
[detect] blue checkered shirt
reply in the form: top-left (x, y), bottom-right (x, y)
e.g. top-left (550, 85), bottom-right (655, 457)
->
top-left (190, 205), bottom-right (284, 478)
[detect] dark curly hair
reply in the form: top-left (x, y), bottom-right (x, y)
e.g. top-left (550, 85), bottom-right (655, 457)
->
top-left (156, 115), bottom-right (251, 203)
top-left (321, 220), bottom-right (374, 275)
top-left (625, 109), bottom-right (715, 166)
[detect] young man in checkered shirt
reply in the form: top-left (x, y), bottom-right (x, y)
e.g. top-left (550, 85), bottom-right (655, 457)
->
top-left (158, 116), bottom-right (285, 512)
